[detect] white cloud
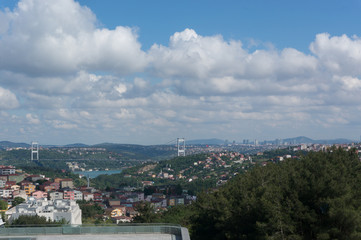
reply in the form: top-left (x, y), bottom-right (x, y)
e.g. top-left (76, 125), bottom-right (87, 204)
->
top-left (149, 29), bottom-right (318, 96)
top-left (2, 0), bottom-right (361, 144)
top-left (310, 33), bottom-right (361, 75)
top-left (51, 120), bottom-right (78, 129)
top-left (114, 83), bottom-right (127, 96)
top-left (149, 28), bottom-right (247, 79)
top-left (26, 113), bottom-right (40, 124)
top-left (0, 0), bottom-right (147, 76)
top-left (0, 87), bottom-right (19, 109)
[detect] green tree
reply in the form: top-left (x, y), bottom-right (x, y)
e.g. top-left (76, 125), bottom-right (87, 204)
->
top-left (190, 147), bottom-right (361, 240)
top-left (0, 200), bottom-right (8, 210)
top-left (11, 215), bottom-right (66, 226)
top-left (12, 197), bottom-right (25, 207)
top-left (133, 201), bottom-right (158, 223)
top-left (76, 200), bottom-right (104, 219)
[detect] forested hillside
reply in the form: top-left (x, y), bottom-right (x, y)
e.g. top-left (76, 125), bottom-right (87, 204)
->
top-left (154, 147), bottom-right (361, 239)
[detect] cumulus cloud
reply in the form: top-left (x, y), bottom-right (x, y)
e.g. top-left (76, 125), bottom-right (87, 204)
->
top-left (149, 29), bottom-right (318, 96)
top-left (0, 0), bottom-right (147, 76)
top-left (0, 87), bottom-right (19, 109)
top-left (26, 113), bottom-right (40, 124)
top-left (149, 28), bottom-right (247, 79)
top-left (2, 0), bottom-right (361, 144)
top-left (310, 33), bottom-right (361, 75)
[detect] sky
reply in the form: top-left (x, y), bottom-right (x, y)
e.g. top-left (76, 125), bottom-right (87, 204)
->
top-left (0, 0), bottom-right (361, 145)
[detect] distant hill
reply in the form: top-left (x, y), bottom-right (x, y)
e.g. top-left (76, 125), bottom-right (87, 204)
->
top-left (0, 141), bottom-right (30, 149)
top-left (63, 143), bottom-right (90, 148)
top-left (281, 136), bottom-right (354, 144)
top-left (282, 136), bottom-right (314, 144)
top-left (92, 143), bottom-right (176, 160)
top-left (0, 136), bottom-right (356, 153)
top-left (186, 138), bottom-right (225, 145)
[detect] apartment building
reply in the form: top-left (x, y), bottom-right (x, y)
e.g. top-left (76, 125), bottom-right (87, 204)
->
top-left (6, 197), bottom-right (82, 225)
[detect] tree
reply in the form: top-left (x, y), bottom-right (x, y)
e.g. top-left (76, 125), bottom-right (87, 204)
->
top-left (77, 200), bottom-right (104, 219)
top-left (12, 197), bottom-right (25, 207)
top-left (189, 148), bottom-right (361, 240)
top-left (132, 201), bottom-right (158, 223)
top-left (11, 215), bottom-right (66, 226)
top-left (0, 200), bottom-right (8, 210)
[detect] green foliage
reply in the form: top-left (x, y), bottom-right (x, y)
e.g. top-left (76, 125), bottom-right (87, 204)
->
top-left (77, 200), bottom-right (104, 219)
top-left (0, 200), bottom-right (7, 210)
top-left (157, 205), bottom-right (195, 230)
top-left (10, 215), bottom-right (67, 226)
top-left (132, 201), bottom-right (158, 223)
top-left (12, 197), bottom-right (25, 207)
top-left (188, 148), bottom-right (361, 240)
top-left (91, 172), bottom-right (140, 189)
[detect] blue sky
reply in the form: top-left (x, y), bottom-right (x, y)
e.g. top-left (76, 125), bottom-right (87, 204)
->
top-left (77, 0), bottom-right (361, 51)
top-left (0, 0), bottom-right (361, 145)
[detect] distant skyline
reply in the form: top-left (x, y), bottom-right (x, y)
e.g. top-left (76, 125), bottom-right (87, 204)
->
top-left (0, 0), bottom-right (361, 145)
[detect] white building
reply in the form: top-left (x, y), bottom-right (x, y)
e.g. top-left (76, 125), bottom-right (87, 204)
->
top-left (0, 166), bottom-right (15, 175)
top-left (73, 190), bottom-right (83, 201)
top-left (48, 191), bottom-right (64, 200)
top-left (6, 197), bottom-right (82, 225)
top-left (0, 179), bottom-right (6, 188)
top-left (0, 188), bottom-right (13, 198)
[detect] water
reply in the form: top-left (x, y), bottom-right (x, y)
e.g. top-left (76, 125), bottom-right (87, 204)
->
top-left (73, 169), bottom-right (122, 178)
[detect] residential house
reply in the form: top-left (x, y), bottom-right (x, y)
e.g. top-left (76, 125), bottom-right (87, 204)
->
top-left (19, 180), bottom-right (32, 188)
top-left (24, 184), bottom-right (36, 196)
top-left (0, 188), bottom-right (13, 199)
top-left (110, 207), bottom-right (126, 218)
top-left (0, 180), bottom-right (6, 188)
top-left (108, 199), bottom-right (121, 207)
top-left (63, 189), bottom-right (75, 200)
top-left (48, 191), bottom-right (64, 200)
top-left (32, 190), bottom-right (48, 199)
top-left (40, 181), bottom-right (60, 192)
top-left (12, 190), bottom-right (27, 200)
top-left (0, 166), bottom-right (15, 175)
top-left (10, 185), bottom-right (20, 191)
top-left (6, 198), bottom-right (82, 225)
top-left (82, 192), bottom-right (94, 201)
top-left (151, 198), bottom-right (167, 208)
top-left (60, 179), bottom-right (74, 189)
top-left (74, 190), bottom-right (83, 201)
top-left (93, 193), bottom-right (102, 202)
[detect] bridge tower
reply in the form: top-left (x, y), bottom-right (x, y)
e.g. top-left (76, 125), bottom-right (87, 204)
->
top-left (31, 141), bottom-right (39, 161)
top-left (177, 138), bottom-right (185, 157)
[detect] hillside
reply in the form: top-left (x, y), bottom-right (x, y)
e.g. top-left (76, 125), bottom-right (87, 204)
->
top-left (164, 147), bottom-right (361, 239)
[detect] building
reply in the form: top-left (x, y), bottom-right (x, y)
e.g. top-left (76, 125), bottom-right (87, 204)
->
top-left (6, 197), bottom-right (82, 225)
top-left (40, 181), bottom-right (60, 192)
top-left (63, 190), bottom-right (75, 200)
top-left (60, 179), bottom-right (74, 189)
top-left (82, 192), bottom-right (94, 201)
top-left (48, 191), bottom-right (64, 200)
top-left (32, 191), bottom-right (48, 199)
top-left (73, 190), bottom-right (83, 201)
top-left (0, 166), bottom-right (15, 175)
top-left (0, 188), bottom-right (13, 199)
top-left (12, 189), bottom-right (27, 200)
top-left (24, 184), bottom-right (36, 196)
top-left (110, 207), bottom-right (126, 218)
top-left (0, 180), bottom-right (6, 188)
